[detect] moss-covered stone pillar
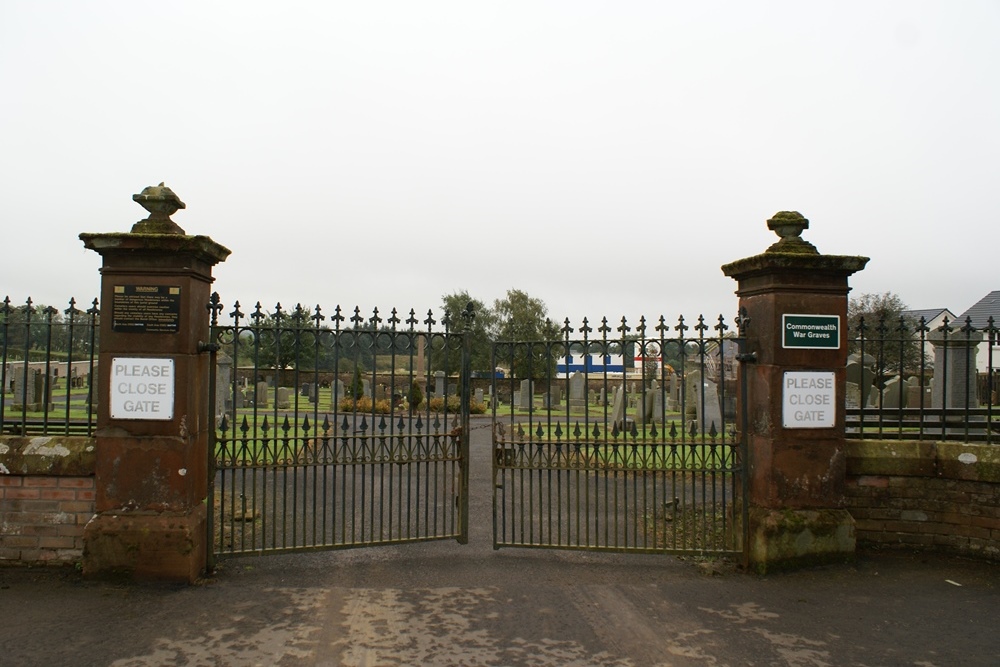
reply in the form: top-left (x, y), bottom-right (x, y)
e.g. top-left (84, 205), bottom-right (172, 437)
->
top-left (722, 212), bottom-right (868, 572)
top-left (79, 184), bottom-right (230, 582)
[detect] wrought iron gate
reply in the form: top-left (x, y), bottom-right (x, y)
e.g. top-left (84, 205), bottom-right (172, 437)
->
top-left (207, 297), bottom-right (472, 561)
top-left (491, 316), bottom-right (748, 557)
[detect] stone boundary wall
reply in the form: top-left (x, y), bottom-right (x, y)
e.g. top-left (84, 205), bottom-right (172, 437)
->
top-left (0, 436), bottom-right (96, 566)
top-left (846, 440), bottom-right (1000, 561)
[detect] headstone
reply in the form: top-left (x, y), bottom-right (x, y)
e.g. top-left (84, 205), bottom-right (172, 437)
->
top-left (880, 375), bottom-right (903, 410)
top-left (668, 373), bottom-right (680, 411)
top-left (845, 361), bottom-right (877, 409)
top-left (544, 387), bottom-right (562, 409)
top-left (686, 371), bottom-right (722, 434)
top-left (216, 352), bottom-right (233, 416)
top-left (518, 379), bottom-right (533, 410)
top-left (12, 368), bottom-right (42, 411)
top-left (929, 329), bottom-right (982, 409)
top-left (434, 371), bottom-right (446, 397)
top-left (610, 384), bottom-right (627, 429)
top-left (362, 379), bottom-right (372, 399)
top-left (474, 388), bottom-right (485, 405)
top-left (276, 387), bottom-right (292, 409)
top-left (568, 372), bottom-right (586, 408)
top-left (845, 382), bottom-right (861, 409)
top-left (636, 389), bottom-right (653, 425)
top-left (598, 387), bottom-right (606, 406)
top-left (256, 381), bottom-right (269, 408)
top-left (905, 377), bottom-right (923, 409)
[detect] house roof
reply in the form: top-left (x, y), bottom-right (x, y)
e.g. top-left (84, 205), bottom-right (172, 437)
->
top-left (956, 290), bottom-right (1000, 328)
top-left (902, 308), bottom-right (954, 324)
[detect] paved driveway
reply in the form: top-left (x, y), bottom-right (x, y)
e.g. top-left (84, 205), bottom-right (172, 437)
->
top-left (1, 419), bottom-right (997, 666)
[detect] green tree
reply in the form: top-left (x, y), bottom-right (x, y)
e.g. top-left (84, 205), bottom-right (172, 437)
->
top-left (434, 291), bottom-right (496, 374)
top-left (848, 291), bottom-right (923, 377)
top-left (491, 289), bottom-right (560, 380)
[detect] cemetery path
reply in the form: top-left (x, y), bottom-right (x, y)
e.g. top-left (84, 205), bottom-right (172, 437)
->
top-left (0, 419), bottom-right (997, 666)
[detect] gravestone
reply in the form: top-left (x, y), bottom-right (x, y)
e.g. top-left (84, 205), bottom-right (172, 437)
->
top-left (610, 384), bottom-right (627, 429)
top-left (905, 377), bottom-right (923, 408)
top-left (474, 388), bottom-right (485, 405)
top-left (544, 387), bottom-right (562, 409)
top-left (845, 360), bottom-right (876, 408)
top-left (598, 387), bottom-right (606, 406)
top-left (568, 372), bottom-right (586, 408)
top-left (216, 352), bottom-right (233, 416)
top-left (636, 389), bottom-right (655, 426)
top-left (12, 368), bottom-right (44, 411)
top-left (929, 328), bottom-right (982, 409)
top-left (362, 379), bottom-right (372, 399)
top-left (845, 382), bottom-right (861, 409)
top-left (686, 371), bottom-right (723, 434)
top-left (434, 371), bottom-right (446, 397)
top-left (518, 379), bottom-right (533, 410)
top-left (276, 387), bottom-right (292, 409)
top-left (256, 381), bottom-right (269, 408)
top-left (880, 376), bottom-right (902, 410)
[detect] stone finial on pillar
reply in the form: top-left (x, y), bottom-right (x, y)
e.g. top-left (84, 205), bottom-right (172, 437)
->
top-left (131, 182), bottom-right (187, 235)
top-left (722, 212), bottom-right (868, 573)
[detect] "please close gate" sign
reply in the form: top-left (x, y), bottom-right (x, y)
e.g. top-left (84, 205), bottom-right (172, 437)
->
top-left (782, 371), bottom-right (835, 428)
top-left (110, 357), bottom-right (175, 420)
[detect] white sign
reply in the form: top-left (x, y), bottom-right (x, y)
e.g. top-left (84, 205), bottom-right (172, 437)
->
top-left (110, 357), bottom-right (175, 420)
top-left (782, 371), bottom-right (835, 428)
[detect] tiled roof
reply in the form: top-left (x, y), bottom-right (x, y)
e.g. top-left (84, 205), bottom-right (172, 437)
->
top-left (956, 291), bottom-right (1000, 328)
top-left (902, 308), bottom-right (952, 323)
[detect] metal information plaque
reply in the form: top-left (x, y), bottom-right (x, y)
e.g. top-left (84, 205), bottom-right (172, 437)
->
top-left (110, 357), bottom-right (175, 420)
top-left (112, 285), bottom-right (181, 333)
top-left (782, 314), bottom-right (840, 349)
top-left (782, 371), bottom-right (835, 428)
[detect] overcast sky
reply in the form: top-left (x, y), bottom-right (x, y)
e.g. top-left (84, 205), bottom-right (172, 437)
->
top-left (3, 1), bottom-right (998, 329)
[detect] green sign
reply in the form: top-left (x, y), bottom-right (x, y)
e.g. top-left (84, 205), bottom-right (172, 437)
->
top-left (782, 314), bottom-right (840, 349)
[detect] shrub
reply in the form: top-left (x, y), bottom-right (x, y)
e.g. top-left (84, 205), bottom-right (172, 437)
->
top-left (408, 380), bottom-right (424, 410)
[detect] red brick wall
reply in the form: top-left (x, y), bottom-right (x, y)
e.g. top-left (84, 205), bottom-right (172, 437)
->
top-left (0, 475), bottom-right (95, 564)
top-left (0, 437), bottom-right (96, 566)
top-left (845, 441), bottom-right (1000, 561)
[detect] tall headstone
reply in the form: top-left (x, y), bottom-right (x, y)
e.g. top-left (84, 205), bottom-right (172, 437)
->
top-left (434, 371), bottom-right (446, 397)
top-left (256, 381), bottom-right (269, 408)
top-left (568, 372), bottom-right (586, 408)
top-left (929, 329), bottom-right (982, 409)
top-left (215, 352), bottom-right (233, 417)
top-left (610, 384), bottom-right (627, 429)
top-left (518, 379), bottom-right (533, 410)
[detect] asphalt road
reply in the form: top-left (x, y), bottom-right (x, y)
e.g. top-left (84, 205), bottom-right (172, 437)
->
top-left (1, 417), bottom-right (998, 666)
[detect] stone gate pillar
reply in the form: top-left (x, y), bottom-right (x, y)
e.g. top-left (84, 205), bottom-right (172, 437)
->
top-left (79, 184), bottom-right (230, 582)
top-left (722, 212), bottom-right (868, 572)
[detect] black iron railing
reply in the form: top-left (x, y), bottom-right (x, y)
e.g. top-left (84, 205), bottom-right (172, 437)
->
top-left (847, 315), bottom-right (999, 443)
top-left (0, 297), bottom-right (100, 437)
